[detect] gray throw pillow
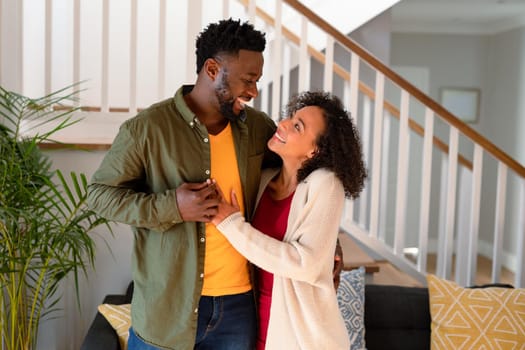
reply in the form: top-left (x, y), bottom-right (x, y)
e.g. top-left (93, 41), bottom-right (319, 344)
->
top-left (337, 267), bottom-right (366, 350)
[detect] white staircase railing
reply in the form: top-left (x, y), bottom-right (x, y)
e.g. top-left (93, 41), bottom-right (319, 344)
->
top-left (1, 0), bottom-right (524, 289)
top-left (273, 0), bottom-right (525, 288)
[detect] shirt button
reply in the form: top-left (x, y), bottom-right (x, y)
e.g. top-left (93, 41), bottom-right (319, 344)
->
top-left (203, 137), bottom-right (209, 143)
top-left (200, 237), bottom-right (205, 243)
top-left (205, 170), bottom-right (210, 175)
top-left (194, 308), bottom-right (198, 313)
top-left (189, 121), bottom-right (194, 127)
top-left (200, 273), bottom-right (204, 278)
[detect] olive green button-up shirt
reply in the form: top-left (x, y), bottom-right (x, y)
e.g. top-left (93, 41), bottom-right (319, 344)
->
top-left (87, 85), bottom-right (277, 349)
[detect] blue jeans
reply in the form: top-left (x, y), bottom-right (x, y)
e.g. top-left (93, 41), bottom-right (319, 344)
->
top-left (128, 327), bottom-right (161, 350)
top-left (127, 291), bottom-right (256, 350)
top-left (195, 291), bottom-right (256, 350)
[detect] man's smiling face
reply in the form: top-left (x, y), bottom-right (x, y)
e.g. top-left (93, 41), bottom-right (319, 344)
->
top-left (213, 49), bottom-right (263, 121)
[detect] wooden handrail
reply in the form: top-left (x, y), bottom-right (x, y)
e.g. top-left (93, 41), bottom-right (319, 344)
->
top-left (280, 0), bottom-right (524, 178)
top-left (53, 105), bottom-right (143, 113)
top-left (238, 0), bottom-right (473, 170)
top-left (38, 142), bottom-right (111, 150)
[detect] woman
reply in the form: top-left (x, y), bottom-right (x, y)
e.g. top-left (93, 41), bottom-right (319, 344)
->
top-left (211, 91), bottom-right (367, 350)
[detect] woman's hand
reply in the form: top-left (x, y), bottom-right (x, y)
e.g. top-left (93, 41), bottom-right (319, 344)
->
top-left (210, 180), bottom-right (241, 226)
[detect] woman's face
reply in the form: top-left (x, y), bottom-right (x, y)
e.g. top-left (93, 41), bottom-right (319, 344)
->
top-left (268, 105), bottom-right (326, 164)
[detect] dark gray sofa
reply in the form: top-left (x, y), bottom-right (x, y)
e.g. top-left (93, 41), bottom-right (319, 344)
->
top-left (80, 282), bottom-right (432, 350)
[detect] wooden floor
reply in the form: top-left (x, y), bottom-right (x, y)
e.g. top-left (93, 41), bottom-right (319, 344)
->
top-left (422, 253), bottom-right (515, 286)
top-left (365, 256), bottom-right (515, 287)
top-left (339, 233), bottom-right (516, 287)
top-left (365, 261), bottom-right (423, 286)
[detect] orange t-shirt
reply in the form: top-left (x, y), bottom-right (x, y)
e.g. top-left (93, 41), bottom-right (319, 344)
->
top-left (201, 123), bottom-right (251, 296)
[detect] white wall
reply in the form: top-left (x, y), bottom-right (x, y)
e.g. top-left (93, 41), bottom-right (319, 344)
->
top-left (37, 149), bottom-right (134, 350)
top-left (484, 27), bottom-right (525, 166)
top-left (390, 32), bottom-right (489, 130)
top-left (483, 27), bottom-right (525, 259)
top-left (350, 10), bottom-right (392, 64)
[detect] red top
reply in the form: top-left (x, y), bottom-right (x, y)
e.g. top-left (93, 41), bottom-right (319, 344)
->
top-left (251, 187), bottom-right (294, 350)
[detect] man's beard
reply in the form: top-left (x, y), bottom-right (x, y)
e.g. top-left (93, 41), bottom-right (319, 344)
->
top-left (215, 72), bottom-right (239, 122)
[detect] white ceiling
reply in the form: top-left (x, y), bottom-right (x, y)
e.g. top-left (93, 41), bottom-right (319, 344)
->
top-left (299, 0), bottom-right (400, 34)
top-left (390, 0), bottom-right (525, 34)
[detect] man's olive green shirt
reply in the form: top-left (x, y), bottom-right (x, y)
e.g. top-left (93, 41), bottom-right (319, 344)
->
top-left (88, 85), bottom-right (277, 349)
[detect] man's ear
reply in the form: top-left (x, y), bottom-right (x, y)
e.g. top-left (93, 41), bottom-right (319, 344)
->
top-left (204, 58), bottom-right (220, 81)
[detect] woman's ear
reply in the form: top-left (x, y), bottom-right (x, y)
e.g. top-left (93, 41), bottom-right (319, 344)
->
top-left (308, 148), bottom-right (319, 159)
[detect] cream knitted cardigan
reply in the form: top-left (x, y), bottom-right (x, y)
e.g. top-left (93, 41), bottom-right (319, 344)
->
top-left (216, 168), bottom-right (350, 350)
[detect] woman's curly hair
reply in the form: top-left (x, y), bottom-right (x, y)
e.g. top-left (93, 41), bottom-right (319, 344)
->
top-left (284, 91), bottom-right (367, 199)
top-left (195, 18), bottom-right (266, 74)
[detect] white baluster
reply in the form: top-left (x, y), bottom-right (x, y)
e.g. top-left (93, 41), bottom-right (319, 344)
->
top-left (271, 0), bottom-right (282, 119)
top-left (516, 178), bottom-right (525, 288)
top-left (492, 162), bottom-right (507, 283)
top-left (129, 0), bottom-right (138, 112)
top-left (394, 90), bottom-right (410, 255)
top-left (343, 52), bottom-right (359, 223)
top-left (443, 127), bottom-right (459, 279)
top-left (157, 0), bottom-right (167, 101)
top-left (417, 108), bottom-right (434, 274)
top-left (101, 0), bottom-right (109, 112)
top-left (45, 0), bottom-right (52, 95)
top-left (456, 166), bottom-right (472, 285)
top-left (222, 0), bottom-right (230, 19)
top-left (359, 96), bottom-right (371, 229)
top-left (298, 16), bottom-right (309, 92)
top-left (185, 0), bottom-right (201, 84)
top-left (467, 144), bottom-right (483, 285)
top-left (323, 34), bottom-right (333, 91)
top-left (436, 154), bottom-right (448, 278)
top-left (378, 110), bottom-right (390, 242)
top-left (248, 0), bottom-right (256, 23)
top-left (369, 72), bottom-right (385, 238)
top-left (349, 52), bottom-right (359, 124)
top-left (281, 42), bottom-right (291, 110)
top-left (73, 0), bottom-right (80, 105)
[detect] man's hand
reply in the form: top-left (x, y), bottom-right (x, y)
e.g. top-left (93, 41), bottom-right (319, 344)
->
top-left (176, 181), bottom-right (219, 222)
top-left (210, 182), bottom-right (241, 226)
top-left (333, 239), bottom-right (343, 290)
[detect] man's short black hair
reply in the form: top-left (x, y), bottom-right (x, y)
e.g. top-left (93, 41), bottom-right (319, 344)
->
top-left (195, 18), bottom-right (266, 74)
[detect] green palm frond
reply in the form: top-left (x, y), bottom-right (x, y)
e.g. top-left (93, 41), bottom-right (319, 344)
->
top-left (0, 84), bottom-right (111, 350)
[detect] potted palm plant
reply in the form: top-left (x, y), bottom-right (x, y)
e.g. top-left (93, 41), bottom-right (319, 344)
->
top-left (0, 85), bottom-right (110, 350)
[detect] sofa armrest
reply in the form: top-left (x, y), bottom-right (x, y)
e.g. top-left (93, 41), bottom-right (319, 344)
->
top-left (80, 294), bottom-right (130, 350)
top-left (364, 285), bottom-right (430, 350)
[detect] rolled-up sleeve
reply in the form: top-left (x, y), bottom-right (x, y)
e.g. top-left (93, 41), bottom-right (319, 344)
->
top-left (88, 121), bottom-right (182, 232)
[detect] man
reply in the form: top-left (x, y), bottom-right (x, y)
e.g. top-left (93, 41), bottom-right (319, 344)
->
top-left (88, 19), bottom-right (342, 350)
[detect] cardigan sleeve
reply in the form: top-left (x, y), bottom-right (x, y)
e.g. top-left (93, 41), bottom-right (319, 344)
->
top-left (215, 169), bottom-right (345, 286)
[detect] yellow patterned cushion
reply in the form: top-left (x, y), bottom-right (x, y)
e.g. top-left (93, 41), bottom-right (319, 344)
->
top-left (427, 274), bottom-right (525, 350)
top-left (98, 303), bottom-right (131, 350)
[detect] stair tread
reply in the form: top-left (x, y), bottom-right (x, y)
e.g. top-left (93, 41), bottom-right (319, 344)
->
top-left (338, 233), bottom-right (379, 273)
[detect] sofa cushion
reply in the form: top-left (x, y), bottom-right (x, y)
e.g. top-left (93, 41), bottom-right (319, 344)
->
top-left (364, 284), bottom-right (431, 350)
top-left (427, 274), bottom-right (525, 349)
top-left (98, 303), bottom-right (131, 350)
top-left (337, 267), bottom-right (366, 350)
top-left (80, 294), bottom-right (130, 350)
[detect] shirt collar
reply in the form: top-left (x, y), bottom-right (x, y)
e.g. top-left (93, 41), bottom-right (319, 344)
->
top-left (175, 85), bottom-right (198, 126)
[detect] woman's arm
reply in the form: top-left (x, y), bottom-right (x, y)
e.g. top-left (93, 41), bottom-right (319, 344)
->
top-left (213, 170), bottom-right (344, 286)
